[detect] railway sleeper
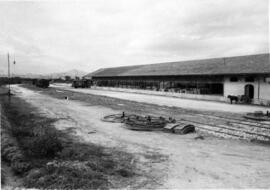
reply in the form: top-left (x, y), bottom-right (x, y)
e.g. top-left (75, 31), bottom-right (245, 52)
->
top-left (184, 120), bottom-right (270, 141)
top-left (228, 123), bottom-right (270, 134)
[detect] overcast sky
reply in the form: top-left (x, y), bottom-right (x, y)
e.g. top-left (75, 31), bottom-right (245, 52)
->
top-left (0, 0), bottom-right (269, 75)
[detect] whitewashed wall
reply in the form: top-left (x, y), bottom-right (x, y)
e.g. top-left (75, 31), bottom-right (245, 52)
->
top-left (256, 78), bottom-right (270, 105)
top-left (224, 76), bottom-right (270, 105)
top-left (224, 77), bottom-right (257, 97)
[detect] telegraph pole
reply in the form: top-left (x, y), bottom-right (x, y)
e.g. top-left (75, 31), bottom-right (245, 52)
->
top-left (7, 53), bottom-right (11, 96)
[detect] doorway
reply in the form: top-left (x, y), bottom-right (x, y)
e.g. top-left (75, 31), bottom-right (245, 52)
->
top-left (244, 84), bottom-right (254, 99)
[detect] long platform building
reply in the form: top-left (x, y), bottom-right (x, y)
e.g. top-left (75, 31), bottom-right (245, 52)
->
top-left (86, 54), bottom-right (270, 105)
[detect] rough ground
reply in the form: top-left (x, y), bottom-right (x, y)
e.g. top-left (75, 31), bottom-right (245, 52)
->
top-left (6, 84), bottom-right (270, 188)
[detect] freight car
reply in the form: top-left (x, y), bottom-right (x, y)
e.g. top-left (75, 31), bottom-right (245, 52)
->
top-left (32, 79), bottom-right (50, 88)
top-left (72, 79), bottom-right (92, 88)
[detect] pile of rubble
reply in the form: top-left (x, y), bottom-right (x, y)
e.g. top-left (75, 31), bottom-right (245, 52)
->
top-left (102, 112), bottom-right (195, 134)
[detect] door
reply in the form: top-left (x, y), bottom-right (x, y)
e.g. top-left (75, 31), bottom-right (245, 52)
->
top-left (244, 84), bottom-right (254, 99)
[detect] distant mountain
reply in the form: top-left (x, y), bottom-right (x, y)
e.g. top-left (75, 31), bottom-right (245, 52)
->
top-left (2, 69), bottom-right (88, 79)
top-left (45, 69), bottom-right (88, 79)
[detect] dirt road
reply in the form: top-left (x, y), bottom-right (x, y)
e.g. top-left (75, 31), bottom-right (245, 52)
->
top-left (51, 83), bottom-right (270, 114)
top-left (10, 85), bottom-right (270, 188)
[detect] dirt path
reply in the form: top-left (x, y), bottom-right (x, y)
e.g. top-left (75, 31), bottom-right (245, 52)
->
top-left (10, 85), bottom-right (270, 188)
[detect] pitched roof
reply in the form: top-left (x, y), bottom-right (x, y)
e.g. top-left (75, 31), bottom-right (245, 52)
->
top-left (87, 54), bottom-right (270, 77)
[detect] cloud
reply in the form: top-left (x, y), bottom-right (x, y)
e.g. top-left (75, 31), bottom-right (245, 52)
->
top-left (0, 0), bottom-right (268, 74)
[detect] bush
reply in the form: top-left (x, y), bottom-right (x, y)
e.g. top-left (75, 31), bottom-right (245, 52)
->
top-left (10, 125), bottom-right (33, 137)
top-left (57, 143), bottom-right (105, 161)
top-left (3, 147), bottom-right (24, 162)
top-left (1, 168), bottom-right (6, 185)
top-left (11, 161), bottom-right (31, 174)
top-left (24, 131), bottom-right (63, 158)
top-left (24, 163), bottom-right (108, 189)
top-left (5, 106), bottom-right (63, 159)
top-left (1, 123), bottom-right (31, 174)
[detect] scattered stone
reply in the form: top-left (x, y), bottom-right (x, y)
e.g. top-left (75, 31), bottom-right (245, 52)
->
top-left (88, 130), bottom-right (97, 134)
top-left (194, 135), bottom-right (204, 140)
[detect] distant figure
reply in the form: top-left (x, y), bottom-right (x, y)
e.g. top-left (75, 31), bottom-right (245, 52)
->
top-left (121, 112), bottom-right (125, 118)
top-left (227, 95), bottom-right (238, 104)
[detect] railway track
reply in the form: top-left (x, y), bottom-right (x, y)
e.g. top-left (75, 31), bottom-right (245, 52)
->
top-left (150, 101), bottom-right (270, 141)
top-left (190, 112), bottom-right (270, 129)
top-left (180, 113), bottom-right (270, 142)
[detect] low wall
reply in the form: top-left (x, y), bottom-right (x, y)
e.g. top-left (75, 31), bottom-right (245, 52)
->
top-left (92, 86), bottom-right (226, 102)
top-left (253, 98), bottom-right (270, 106)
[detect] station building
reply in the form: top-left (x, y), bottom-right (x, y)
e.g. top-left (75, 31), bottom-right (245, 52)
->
top-left (86, 54), bottom-right (270, 105)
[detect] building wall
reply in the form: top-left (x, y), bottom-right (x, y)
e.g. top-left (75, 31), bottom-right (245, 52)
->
top-left (92, 86), bottom-right (226, 101)
top-left (224, 76), bottom-right (270, 105)
top-left (224, 77), bottom-right (256, 96)
top-left (92, 75), bottom-right (270, 106)
top-left (257, 77), bottom-right (270, 105)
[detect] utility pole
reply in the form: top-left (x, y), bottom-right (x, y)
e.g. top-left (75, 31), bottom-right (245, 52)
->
top-left (7, 53), bottom-right (11, 96)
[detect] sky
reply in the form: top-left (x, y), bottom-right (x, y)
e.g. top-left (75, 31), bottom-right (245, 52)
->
top-left (0, 0), bottom-right (269, 75)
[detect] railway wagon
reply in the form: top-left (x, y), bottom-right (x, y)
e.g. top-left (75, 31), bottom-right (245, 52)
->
top-left (72, 79), bottom-right (92, 88)
top-left (33, 79), bottom-right (50, 88)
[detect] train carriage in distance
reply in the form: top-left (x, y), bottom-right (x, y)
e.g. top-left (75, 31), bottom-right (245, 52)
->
top-left (72, 79), bottom-right (92, 88)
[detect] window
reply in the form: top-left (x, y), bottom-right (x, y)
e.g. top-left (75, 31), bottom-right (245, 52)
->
top-left (230, 77), bottom-right (238, 82)
top-left (245, 76), bottom-right (254, 82)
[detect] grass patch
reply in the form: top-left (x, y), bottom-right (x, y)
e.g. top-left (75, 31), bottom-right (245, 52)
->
top-left (1, 115), bottom-right (31, 175)
top-left (1, 168), bottom-right (6, 185)
top-left (0, 89), bottom-right (136, 189)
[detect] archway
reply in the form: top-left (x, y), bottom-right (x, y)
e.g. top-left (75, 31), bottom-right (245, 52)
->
top-left (244, 84), bottom-right (254, 99)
